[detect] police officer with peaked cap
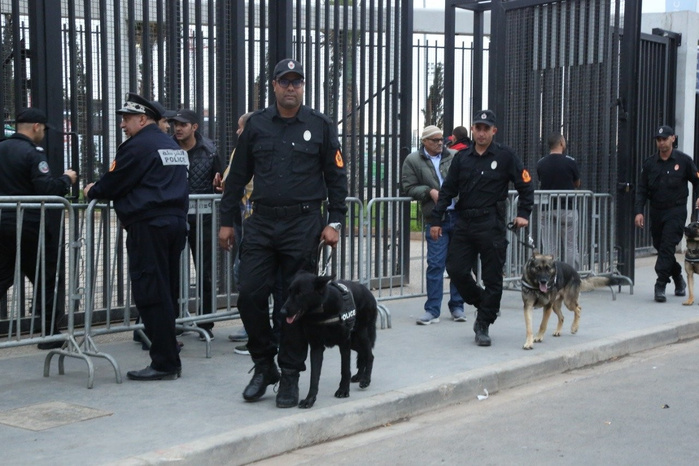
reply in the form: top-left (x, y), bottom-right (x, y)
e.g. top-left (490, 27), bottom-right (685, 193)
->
top-left (635, 125), bottom-right (699, 302)
top-left (431, 109), bottom-right (534, 347)
top-left (218, 58), bottom-right (348, 408)
top-left (84, 92), bottom-right (189, 380)
top-left (0, 107), bottom-right (78, 349)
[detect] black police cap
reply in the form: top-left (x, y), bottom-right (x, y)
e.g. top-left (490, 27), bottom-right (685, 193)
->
top-left (151, 100), bottom-right (176, 120)
top-left (117, 92), bottom-right (161, 120)
top-left (273, 58), bottom-right (305, 80)
top-left (473, 109), bottom-right (496, 127)
top-left (16, 107), bottom-right (48, 125)
top-left (655, 125), bottom-right (675, 138)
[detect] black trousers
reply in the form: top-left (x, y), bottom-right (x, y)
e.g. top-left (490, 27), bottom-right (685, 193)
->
top-left (445, 212), bottom-right (508, 325)
top-left (0, 221), bottom-right (62, 331)
top-left (649, 205), bottom-right (685, 284)
top-left (188, 214), bottom-right (214, 329)
top-left (126, 215), bottom-right (186, 372)
top-left (237, 210), bottom-right (323, 371)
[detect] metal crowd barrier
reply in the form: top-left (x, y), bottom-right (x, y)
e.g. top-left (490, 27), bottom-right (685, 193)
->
top-left (504, 190), bottom-right (632, 296)
top-left (80, 196), bottom-right (242, 385)
top-left (2, 192), bottom-right (631, 388)
top-left (0, 196), bottom-right (92, 385)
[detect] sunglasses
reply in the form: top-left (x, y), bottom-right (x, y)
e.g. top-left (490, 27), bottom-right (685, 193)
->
top-left (277, 78), bottom-right (305, 89)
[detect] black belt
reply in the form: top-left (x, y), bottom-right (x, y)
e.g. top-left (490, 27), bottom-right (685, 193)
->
top-left (253, 201), bottom-right (321, 218)
top-left (650, 201), bottom-right (685, 210)
top-left (461, 207), bottom-right (495, 218)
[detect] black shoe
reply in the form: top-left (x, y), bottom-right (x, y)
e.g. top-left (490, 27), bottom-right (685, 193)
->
top-left (199, 328), bottom-right (215, 341)
top-left (243, 359), bottom-right (280, 401)
top-left (126, 366), bottom-right (179, 381)
top-left (673, 275), bottom-right (687, 297)
top-left (654, 281), bottom-right (667, 303)
top-left (276, 369), bottom-right (300, 408)
top-left (37, 339), bottom-right (64, 350)
top-left (37, 330), bottom-right (64, 350)
top-left (473, 321), bottom-right (491, 347)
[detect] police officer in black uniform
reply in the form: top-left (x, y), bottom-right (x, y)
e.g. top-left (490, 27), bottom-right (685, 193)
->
top-left (218, 58), bottom-right (348, 408)
top-left (431, 110), bottom-right (534, 346)
top-left (0, 108), bottom-right (77, 349)
top-left (84, 93), bottom-right (189, 380)
top-left (634, 125), bottom-right (699, 302)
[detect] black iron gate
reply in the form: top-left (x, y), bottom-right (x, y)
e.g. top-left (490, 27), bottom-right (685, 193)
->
top-left (0, 1), bottom-right (413, 331)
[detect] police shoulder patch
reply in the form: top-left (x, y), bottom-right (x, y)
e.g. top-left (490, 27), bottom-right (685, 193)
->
top-left (36, 146), bottom-right (45, 152)
top-left (522, 169), bottom-right (532, 183)
top-left (38, 161), bottom-right (50, 174)
top-left (334, 149), bottom-right (344, 168)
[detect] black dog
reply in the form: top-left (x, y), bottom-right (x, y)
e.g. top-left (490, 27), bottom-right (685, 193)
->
top-left (281, 271), bottom-right (377, 408)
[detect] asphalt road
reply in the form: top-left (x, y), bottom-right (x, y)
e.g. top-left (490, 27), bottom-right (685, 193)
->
top-left (253, 337), bottom-right (699, 466)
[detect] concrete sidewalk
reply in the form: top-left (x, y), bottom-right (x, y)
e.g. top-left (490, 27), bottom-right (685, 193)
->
top-left (2, 256), bottom-right (699, 465)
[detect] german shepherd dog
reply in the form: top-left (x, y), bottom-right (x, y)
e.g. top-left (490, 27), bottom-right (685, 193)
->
top-left (281, 271), bottom-right (378, 408)
top-left (682, 222), bottom-right (699, 306)
top-left (521, 252), bottom-right (620, 350)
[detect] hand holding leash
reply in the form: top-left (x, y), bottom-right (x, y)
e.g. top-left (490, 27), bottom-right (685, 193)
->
top-left (508, 221), bottom-right (535, 250)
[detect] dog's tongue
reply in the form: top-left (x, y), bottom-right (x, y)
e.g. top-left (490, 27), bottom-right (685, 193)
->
top-left (286, 314), bottom-right (297, 324)
top-left (539, 283), bottom-right (548, 292)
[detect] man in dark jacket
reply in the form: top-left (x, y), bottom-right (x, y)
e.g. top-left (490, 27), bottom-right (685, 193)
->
top-left (218, 58), bottom-right (348, 408)
top-left (84, 93), bottom-right (189, 380)
top-left (431, 110), bottom-right (534, 347)
top-left (634, 125), bottom-right (699, 302)
top-left (170, 109), bottom-right (223, 339)
top-left (402, 125), bottom-right (464, 325)
top-left (0, 108), bottom-right (77, 349)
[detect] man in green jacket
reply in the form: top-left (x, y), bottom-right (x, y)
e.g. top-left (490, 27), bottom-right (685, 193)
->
top-left (401, 125), bottom-right (465, 325)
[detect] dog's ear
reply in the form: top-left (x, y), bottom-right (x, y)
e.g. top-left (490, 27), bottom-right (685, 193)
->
top-left (314, 274), bottom-right (333, 291)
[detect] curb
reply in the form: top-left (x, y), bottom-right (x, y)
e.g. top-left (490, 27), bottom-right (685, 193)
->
top-left (115, 317), bottom-right (699, 465)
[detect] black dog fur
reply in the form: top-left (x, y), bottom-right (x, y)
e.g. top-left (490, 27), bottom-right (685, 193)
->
top-left (281, 271), bottom-right (377, 408)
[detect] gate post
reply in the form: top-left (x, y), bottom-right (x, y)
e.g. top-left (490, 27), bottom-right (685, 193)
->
top-left (616, 0), bottom-right (643, 282)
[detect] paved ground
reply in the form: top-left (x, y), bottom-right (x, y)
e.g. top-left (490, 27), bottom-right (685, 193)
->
top-left (1, 255), bottom-right (698, 465)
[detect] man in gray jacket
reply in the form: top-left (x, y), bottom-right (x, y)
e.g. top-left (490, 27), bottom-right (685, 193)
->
top-left (401, 125), bottom-right (464, 325)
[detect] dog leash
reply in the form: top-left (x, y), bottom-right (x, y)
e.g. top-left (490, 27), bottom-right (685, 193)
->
top-left (317, 240), bottom-right (334, 276)
top-left (507, 222), bottom-right (536, 250)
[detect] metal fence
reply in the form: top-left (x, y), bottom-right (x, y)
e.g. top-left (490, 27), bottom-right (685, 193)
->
top-left (1, 192), bottom-right (628, 387)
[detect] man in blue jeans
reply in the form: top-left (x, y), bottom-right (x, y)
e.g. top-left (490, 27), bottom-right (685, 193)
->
top-left (402, 125), bottom-right (465, 324)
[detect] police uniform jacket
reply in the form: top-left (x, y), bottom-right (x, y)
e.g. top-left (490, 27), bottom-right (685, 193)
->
top-left (431, 142), bottom-right (534, 226)
top-left (87, 124), bottom-right (189, 227)
top-left (401, 145), bottom-right (457, 221)
top-left (634, 149), bottom-right (699, 215)
top-left (0, 133), bottom-right (72, 225)
top-left (180, 132), bottom-right (222, 195)
top-left (219, 104), bottom-right (348, 228)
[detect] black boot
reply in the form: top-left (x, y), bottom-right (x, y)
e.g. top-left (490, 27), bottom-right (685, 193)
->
top-left (473, 320), bottom-right (491, 347)
top-left (654, 281), bottom-right (667, 303)
top-left (673, 275), bottom-right (687, 297)
top-left (243, 358), bottom-right (280, 401)
top-left (276, 368), bottom-right (300, 408)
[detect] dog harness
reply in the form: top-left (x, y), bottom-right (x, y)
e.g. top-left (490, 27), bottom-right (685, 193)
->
top-left (313, 282), bottom-right (357, 329)
top-left (686, 239), bottom-right (699, 263)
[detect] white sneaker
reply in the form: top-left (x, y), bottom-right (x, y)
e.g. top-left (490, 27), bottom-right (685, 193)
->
top-left (416, 312), bottom-right (440, 325)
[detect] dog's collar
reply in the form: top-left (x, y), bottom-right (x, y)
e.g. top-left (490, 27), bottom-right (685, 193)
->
top-left (521, 280), bottom-right (538, 291)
